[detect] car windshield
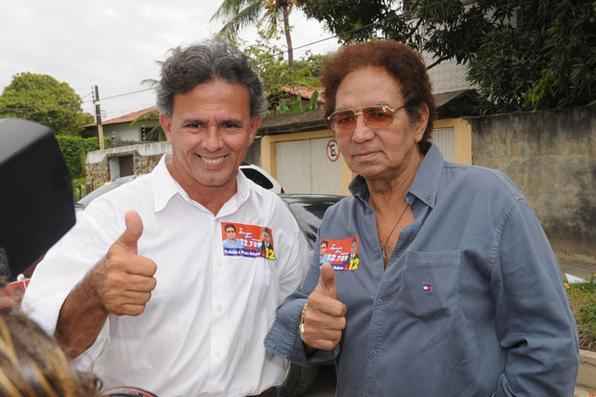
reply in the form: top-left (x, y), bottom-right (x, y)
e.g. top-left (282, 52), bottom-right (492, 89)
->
top-left (284, 196), bottom-right (342, 246)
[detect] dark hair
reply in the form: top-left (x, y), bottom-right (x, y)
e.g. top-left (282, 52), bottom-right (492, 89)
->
top-left (321, 40), bottom-right (435, 150)
top-left (0, 312), bottom-right (101, 396)
top-left (157, 39), bottom-right (266, 117)
top-left (224, 224), bottom-right (237, 233)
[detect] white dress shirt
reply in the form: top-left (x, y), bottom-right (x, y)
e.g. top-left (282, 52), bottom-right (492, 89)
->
top-left (22, 156), bottom-right (308, 397)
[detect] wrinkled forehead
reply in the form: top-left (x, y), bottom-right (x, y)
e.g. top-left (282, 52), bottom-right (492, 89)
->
top-left (335, 66), bottom-right (404, 111)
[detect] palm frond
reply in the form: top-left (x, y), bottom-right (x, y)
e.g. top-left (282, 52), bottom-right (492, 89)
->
top-left (216, 0), bottom-right (264, 36)
top-left (211, 0), bottom-right (253, 22)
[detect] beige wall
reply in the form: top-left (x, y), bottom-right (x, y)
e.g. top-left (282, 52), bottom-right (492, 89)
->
top-left (469, 107), bottom-right (596, 263)
top-left (433, 118), bottom-right (473, 164)
top-left (260, 129), bottom-right (352, 195)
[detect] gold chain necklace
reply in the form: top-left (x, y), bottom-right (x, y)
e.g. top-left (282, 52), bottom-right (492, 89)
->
top-left (381, 203), bottom-right (409, 262)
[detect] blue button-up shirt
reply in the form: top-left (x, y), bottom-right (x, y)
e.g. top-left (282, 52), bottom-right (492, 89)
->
top-left (266, 145), bottom-right (578, 397)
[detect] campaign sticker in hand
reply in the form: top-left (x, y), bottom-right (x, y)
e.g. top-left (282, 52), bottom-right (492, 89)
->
top-left (221, 222), bottom-right (277, 260)
top-left (319, 236), bottom-right (360, 271)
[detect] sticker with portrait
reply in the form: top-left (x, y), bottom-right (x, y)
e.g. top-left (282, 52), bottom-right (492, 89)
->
top-left (221, 222), bottom-right (277, 260)
top-left (319, 236), bottom-right (360, 271)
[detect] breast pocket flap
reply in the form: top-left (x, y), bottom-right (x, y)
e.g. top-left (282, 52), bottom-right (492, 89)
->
top-left (397, 251), bottom-right (461, 319)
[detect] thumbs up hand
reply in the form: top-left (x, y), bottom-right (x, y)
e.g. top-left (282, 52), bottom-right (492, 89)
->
top-left (301, 263), bottom-right (347, 351)
top-left (90, 211), bottom-right (157, 316)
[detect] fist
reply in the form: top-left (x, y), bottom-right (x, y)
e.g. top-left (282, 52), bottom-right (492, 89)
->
top-left (90, 211), bottom-right (157, 316)
top-left (302, 263), bottom-right (347, 351)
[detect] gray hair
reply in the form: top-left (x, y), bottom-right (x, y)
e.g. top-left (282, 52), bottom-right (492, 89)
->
top-left (156, 39), bottom-right (266, 117)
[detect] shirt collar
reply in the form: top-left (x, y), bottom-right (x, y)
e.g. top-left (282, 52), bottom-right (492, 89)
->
top-left (152, 155), bottom-right (187, 212)
top-left (349, 144), bottom-right (445, 209)
top-left (152, 155), bottom-right (252, 213)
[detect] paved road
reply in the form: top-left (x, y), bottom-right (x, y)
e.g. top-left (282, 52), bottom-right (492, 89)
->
top-left (303, 366), bottom-right (595, 397)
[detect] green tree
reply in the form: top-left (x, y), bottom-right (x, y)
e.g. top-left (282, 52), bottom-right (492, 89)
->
top-left (211, 0), bottom-right (297, 66)
top-left (0, 72), bottom-right (92, 134)
top-left (245, 38), bottom-right (324, 113)
top-left (296, 0), bottom-right (596, 111)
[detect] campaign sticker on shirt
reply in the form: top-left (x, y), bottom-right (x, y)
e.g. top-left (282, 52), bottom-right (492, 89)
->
top-left (320, 236), bottom-right (360, 271)
top-left (221, 222), bottom-right (277, 260)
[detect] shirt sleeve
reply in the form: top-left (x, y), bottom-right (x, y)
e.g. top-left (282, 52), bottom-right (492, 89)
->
top-left (266, 234), bottom-right (338, 365)
top-left (21, 199), bottom-right (121, 363)
top-left (277, 224), bottom-right (309, 303)
top-left (492, 198), bottom-right (579, 396)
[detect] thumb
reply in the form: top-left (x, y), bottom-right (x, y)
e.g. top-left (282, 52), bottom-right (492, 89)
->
top-left (117, 211), bottom-right (143, 253)
top-left (317, 263), bottom-right (337, 298)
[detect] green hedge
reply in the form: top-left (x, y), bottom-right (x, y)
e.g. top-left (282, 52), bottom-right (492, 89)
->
top-left (566, 280), bottom-right (596, 351)
top-left (56, 135), bottom-right (99, 179)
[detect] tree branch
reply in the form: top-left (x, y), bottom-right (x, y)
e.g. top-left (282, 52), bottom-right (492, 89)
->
top-left (426, 55), bottom-right (451, 70)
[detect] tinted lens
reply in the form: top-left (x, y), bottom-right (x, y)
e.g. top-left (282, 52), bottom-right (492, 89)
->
top-left (330, 110), bottom-right (357, 133)
top-left (363, 106), bottom-right (394, 128)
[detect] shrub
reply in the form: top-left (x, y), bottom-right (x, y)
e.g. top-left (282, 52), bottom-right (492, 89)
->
top-left (566, 280), bottom-right (596, 352)
top-left (56, 135), bottom-right (99, 179)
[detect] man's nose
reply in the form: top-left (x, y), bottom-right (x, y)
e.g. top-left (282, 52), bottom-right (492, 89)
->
top-left (203, 126), bottom-right (224, 150)
top-left (351, 114), bottom-right (374, 143)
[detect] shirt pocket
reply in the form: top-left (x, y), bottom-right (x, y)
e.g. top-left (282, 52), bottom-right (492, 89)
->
top-left (395, 250), bottom-right (461, 320)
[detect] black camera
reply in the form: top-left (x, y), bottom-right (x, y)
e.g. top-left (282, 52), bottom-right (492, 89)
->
top-left (0, 119), bottom-right (75, 279)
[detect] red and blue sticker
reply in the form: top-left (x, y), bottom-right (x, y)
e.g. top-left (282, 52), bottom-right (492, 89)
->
top-left (221, 222), bottom-right (276, 260)
top-left (319, 236), bottom-right (360, 271)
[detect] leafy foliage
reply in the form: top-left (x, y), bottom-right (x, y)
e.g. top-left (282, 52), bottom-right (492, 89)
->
top-left (0, 72), bottom-right (93, 134)
top-left (296, 0), bottom-right (596, 111)
top-left (130, 110), bottom-right (166, 141)
top-left (566, 278), bottom-right (596, 351)
top-left (277, 90), bottom-right (319, 113)
top-left (211, 0), bottom-right (297, 65)
top-left (55, 135), bottom-right (99, 179)
top-left (245, 38), bottom-right (324, 113)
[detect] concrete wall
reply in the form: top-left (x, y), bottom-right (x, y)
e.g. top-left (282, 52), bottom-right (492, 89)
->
top-left (469, 107), bottom-right (596, 263)
top-left (85, 142), bottom-right (171, 190)
top-left (104, 123), bottom-right (141, 144)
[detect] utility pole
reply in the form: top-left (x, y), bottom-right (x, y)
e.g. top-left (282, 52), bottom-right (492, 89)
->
top-left (93, 85), bottom-right (105, 150)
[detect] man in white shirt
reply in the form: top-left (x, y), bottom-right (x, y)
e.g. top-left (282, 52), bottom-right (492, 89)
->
top-left (22, 39), bottom-right (308, 397)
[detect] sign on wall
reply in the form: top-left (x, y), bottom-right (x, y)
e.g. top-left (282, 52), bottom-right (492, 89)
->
top-left (326, 139), bottom-right (340, 162)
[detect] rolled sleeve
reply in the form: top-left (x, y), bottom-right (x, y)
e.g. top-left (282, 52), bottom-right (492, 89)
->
top-left (493, 198), bottom-right (579, 396)
top-left (22, 203), bottom-right (119, 363)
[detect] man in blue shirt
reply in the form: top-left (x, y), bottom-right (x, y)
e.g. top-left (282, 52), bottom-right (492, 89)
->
top-left (265, 40), bottom-right (579, 396)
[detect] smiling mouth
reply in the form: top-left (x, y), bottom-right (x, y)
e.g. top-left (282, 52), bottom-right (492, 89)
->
top-left (195, 154), bottom-right (229, 166)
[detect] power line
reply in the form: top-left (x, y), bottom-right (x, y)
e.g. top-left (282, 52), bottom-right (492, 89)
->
top-left (83, 87), bottom-right (155, 104)
top-left (289, 11), bottom-right (403, 54)
top-left (82, 13), bottom-right (402, 105)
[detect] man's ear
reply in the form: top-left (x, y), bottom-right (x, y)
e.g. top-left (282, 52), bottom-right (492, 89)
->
top-left (414, 103), bottom-right (430, 143)
top-left (160, 113), bottom-right (173, 142)
top-left (248, 116), bottom-right (262, 145)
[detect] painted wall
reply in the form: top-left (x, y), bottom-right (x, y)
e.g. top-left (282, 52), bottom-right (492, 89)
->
top-left (469, 107), bottom-right (596, 263)
top-left (103, 123), bottom-right (141, 143)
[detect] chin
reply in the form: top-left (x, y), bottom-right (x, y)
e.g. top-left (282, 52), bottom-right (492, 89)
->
top-left (193, 169), bottom-right (237, 188)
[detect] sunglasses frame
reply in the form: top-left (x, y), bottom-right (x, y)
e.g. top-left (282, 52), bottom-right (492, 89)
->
top-left (326, 104), bottom-right (409, 134)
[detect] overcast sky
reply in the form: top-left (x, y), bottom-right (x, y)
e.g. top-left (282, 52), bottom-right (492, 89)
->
top-left (0, 1), bottom-right (338, 120)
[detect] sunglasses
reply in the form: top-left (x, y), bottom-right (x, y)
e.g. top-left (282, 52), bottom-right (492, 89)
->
top-left (327, 104), bottom-right (409, 135)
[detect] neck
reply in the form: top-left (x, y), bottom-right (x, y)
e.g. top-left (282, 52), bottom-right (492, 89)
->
top-left (166, 156), bottom-right (237, 215)
top-left (367, 149), bottom-right (422, 214)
